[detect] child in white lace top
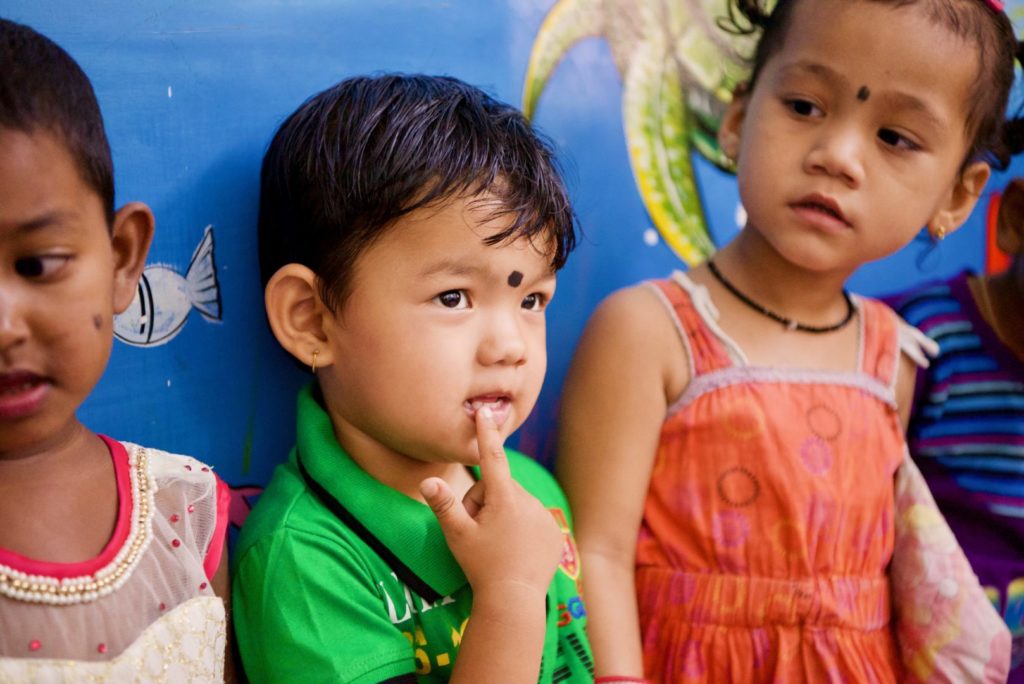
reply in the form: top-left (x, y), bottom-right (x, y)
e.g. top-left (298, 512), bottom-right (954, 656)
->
top-left (0, 18), bottom-right (231, 682)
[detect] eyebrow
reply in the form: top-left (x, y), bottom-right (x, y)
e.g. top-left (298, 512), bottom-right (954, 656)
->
top-left (875, 91), bottom-right (947, 131)
top-left (3, 211), bottom-right (75, 235)
top-left (778, 60), bottom-right (946, 129)
top-left (417, 259), bottom-right (483, 279)
top-left (778, 60), bottom-right (849, 89)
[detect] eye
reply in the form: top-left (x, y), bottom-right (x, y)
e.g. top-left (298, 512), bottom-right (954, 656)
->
top-left (784, 98), bottom-right (823, 118)
top-left (434, 289), bottom-right (470, 309)
top-left (877, 128), bottom-right (920, 151)
top-left (521, 292), bottom-right (548, 311)
top-left (14, 255), bottom-right (71, 279)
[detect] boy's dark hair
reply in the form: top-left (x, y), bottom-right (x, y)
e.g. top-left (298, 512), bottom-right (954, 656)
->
top-left (722, 0), bottom-right (1024, 170)
top-left (258, 73), bottom-right (577, 311)
top-left (0, 18), bottom-right (114, 224)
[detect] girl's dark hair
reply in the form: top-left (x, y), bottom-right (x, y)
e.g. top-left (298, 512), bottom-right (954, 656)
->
top-left (0, 18), bottom-right (115, 225)
top-left (722, 0), bottom-right (1024, 169)
top-left (258, 73), bottom-right (577, 311)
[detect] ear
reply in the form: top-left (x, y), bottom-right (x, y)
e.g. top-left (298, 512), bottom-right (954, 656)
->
top-left (996, 178), bottom-right (1024, 255)
top-left (110, 201), bottom-right (155, 314)
top-left (264, 263), bottom-right (334, 372)
top-left (718, 84), bottom-right (750, 164)
top-left (927, 161), bottom-right (990, 240)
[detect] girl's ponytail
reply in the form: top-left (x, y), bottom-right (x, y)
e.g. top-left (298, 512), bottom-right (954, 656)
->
top-left (998, 40), bottom-right (1024, 162)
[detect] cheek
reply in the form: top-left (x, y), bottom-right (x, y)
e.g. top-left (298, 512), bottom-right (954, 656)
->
top-left (523, 331), bottom-right (548, 387)
top-left (37, 304), bottom-right (100, 344)
top-left (736, 162), bottom-right (768, 207)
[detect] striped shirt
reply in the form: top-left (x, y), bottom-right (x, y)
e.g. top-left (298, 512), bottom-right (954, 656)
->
top-left (888, 270), bottom-right (1024, 678)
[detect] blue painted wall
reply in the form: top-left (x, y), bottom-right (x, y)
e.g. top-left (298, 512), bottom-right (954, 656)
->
top-left (5, 1), bottom-right (1022, 486)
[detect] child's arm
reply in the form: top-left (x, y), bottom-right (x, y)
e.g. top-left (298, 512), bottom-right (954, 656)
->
top-left (891, 452), bottom-right (1012, 682)
top-left (209, 539), bottom-right (237, 683)
top-left (556, 286), bottom-right (687, 678)
top-left (891, 341), bottom-right (1011, 681)
top-left (420, 406), bottom-right (564, 683)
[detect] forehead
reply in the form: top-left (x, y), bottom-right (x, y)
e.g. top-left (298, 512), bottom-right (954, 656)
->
top-left (769, 0), bottom-right (977, 120)
top-left (365, 194), bottom-right (553, 269)
top-left (0, 127), bottom-right (105, 235)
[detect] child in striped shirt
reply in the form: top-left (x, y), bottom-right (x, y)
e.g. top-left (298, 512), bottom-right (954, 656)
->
top-left (888, 177), bottom-right (1024, 681)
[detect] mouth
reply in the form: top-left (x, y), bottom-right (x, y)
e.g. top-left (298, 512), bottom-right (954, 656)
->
top-left (464, 394), bottom-right (513, 428)
top-left (791, 194), bottom-right (851, 227)
top-left (0, 371), bottom-right (49, 420)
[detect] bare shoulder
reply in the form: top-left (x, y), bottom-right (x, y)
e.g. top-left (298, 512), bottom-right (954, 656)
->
top-left (565, 282), bottom-right (692, 446)
top-left (586, 281), bottom-right (671, 333)
top-left (894, 351), bottom-right (919, 430)
top-left (564, 280), bottom-right (690, 420)
top-left (889, 308), bottom-right (937, 431)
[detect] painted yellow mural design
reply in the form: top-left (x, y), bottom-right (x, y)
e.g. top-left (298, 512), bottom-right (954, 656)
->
top-left (523, 0), bottom-right (765, 265)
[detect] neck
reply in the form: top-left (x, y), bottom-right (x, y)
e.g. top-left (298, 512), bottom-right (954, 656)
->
top-left (713, 229), bottom-right (855, 327)
top-left (354, 449), bottom-right (475, 504)
top-left (999, 256), bottom-right (1024, 304)
top-left (976, 257), bottom-right (1024, 361)
top-left (329, 421), bottom-right (476, 503)
top-left (0, 420), bottom-right (94, 469)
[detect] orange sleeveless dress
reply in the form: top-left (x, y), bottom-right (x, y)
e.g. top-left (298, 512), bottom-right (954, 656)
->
top-left (635, 272), bottom-right (908, 683)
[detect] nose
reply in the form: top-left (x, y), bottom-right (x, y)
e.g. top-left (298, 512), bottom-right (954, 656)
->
top-left (0, 288), bottom-right (28, 354)
top-left (803, 124), bottom-right (865, 188)
top-left (477, 312), bottom-right (527, 367)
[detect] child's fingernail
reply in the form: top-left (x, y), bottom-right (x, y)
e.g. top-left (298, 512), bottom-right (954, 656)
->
top-left (420, 479), bottom-right (439, 498)
top-left (478, 406), bottom-right (493, 422)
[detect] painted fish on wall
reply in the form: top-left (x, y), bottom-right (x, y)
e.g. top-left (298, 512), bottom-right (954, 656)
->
top-left (114, 225), bottom-right (222, 347)
top-left (523, 0), bottom-right (768, 265)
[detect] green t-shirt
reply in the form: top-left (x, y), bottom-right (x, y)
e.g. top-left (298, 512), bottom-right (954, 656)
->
top-left (233, 385), bottom-right (593, 683)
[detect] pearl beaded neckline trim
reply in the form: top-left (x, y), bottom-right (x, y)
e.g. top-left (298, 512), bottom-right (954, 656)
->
top-left (0, 446), bottom-right (155, 605)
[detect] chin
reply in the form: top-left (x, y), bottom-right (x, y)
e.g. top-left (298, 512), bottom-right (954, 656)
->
top-left (431, 443), bottom-right (481, 467)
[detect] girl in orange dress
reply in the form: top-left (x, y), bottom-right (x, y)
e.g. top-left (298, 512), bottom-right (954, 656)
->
top-left (557, 0), bottom-right (1019, 681)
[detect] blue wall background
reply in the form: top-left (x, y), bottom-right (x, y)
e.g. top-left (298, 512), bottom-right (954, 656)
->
top-left (5, 1), bottom-right (1023, 495)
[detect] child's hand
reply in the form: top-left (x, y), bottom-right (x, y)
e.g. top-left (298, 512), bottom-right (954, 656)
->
top-left (420, 407), bottom-right (563, 602)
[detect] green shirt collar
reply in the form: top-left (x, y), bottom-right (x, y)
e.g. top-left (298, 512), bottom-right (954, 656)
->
top-left (294, 383), bottom-right (467, 598)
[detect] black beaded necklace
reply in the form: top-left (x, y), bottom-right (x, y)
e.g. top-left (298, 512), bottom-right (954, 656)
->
top-left (706, 260), bottom-right (855, 334)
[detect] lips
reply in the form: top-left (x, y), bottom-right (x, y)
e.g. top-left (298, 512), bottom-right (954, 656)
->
top-left (464, 394), bottom-right (513, 428)
top-left (0, 371), bottom-right (48, 420)
top-left (791, 193), bottom-right (851, 228)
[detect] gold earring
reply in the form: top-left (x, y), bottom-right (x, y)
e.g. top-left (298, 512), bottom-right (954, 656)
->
top-left (310, 349), bottom-right (320, 374)
top-left (933, 224), bottom-right (947, 242)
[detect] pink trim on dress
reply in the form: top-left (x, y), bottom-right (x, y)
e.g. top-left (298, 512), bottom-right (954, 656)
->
top-left (202, 475), bottom-right (231, 580)
top-left (0, 435), bottom-right (132, 578)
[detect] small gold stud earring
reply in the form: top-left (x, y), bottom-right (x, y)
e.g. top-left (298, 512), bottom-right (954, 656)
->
top-left (310, 349), bottom-right (320, 374)
top-left (933, 224), bottom-right (947, 242)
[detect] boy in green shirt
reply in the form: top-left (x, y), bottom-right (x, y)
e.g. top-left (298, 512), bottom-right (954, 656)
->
top-left (233, 74), bottom-right (593, 683)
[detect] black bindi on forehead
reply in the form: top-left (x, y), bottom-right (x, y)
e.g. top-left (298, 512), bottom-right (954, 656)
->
top-left (856, 86), bottom-right (870, 102)
top-left (507, 270), bottom-right (524, 288)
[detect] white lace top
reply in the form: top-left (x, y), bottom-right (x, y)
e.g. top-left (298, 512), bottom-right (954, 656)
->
top-left (0, 438), bottom-right (228, 682)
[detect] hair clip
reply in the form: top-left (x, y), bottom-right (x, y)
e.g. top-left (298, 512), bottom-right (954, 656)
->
top-left (983, 0), bottom-right (1005, 12)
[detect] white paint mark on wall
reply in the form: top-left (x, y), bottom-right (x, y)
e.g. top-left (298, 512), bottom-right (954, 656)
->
top-left (735, 202), bottom-right (747, 230)
top-left (166, 379), bottom-right (172, 388)
top-left (168, 86), bottom-right (173, 98)
top-left (114, 226), bottom-right (221, 348)
top-left (643, 228), bottom-right (659, 246)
